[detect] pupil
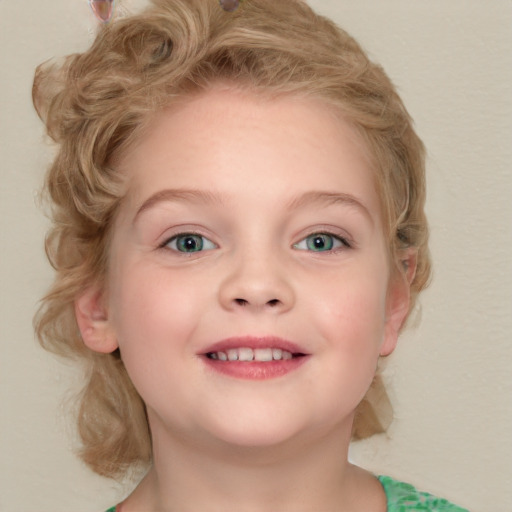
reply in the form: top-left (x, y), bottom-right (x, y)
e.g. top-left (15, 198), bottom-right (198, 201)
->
top-left (180, 236), bottom-right (201, 252)
top-left (313, 236), bottom-right (325, 249)
top-left (307, 234), bottom-right (332, 251)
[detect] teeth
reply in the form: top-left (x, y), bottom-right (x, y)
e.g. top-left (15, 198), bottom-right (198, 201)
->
top-left (254, 348), bottom-right (273, 361)
top-left (207, 347), bottom-right (295, 362)
top-left (238, 347), bottom-right (254, 361)
top-left (272, 348), bottom-right (283, 360)
top-left (226, 349), bottom-right (238, 361)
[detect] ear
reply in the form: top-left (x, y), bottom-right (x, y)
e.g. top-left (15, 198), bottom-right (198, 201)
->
top-left (380, 249), bottom-right (417, 357)
top-left (74, 285), bottom-right (118, 354)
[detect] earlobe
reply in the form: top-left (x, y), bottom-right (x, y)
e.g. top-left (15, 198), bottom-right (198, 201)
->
top-left (74, 286), bottom-right (118, 354)
top-left (380, 249), bottom-right (417, 357)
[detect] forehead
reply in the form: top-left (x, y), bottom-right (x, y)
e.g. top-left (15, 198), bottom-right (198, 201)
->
top-left (116, 86), bottom-right (381, 218)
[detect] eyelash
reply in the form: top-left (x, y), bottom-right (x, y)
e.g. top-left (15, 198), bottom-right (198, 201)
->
top-left (160, 232), bottom-right (217, 253)
top-left (293, 232), bottom-right (352, 253)
top-left (159, 231), bottom-right (352, 254)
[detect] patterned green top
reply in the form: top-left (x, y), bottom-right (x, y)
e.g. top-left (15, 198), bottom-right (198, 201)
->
top-left (105, 475), bottom-right (470, 511)
top-left (378, 476), bottom-right (469, 511)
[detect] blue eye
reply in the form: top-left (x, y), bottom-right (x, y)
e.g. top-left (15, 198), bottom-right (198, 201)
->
top-left (165, 234), bottom-right (216, 253)
top-left (294, 233), bottom-right (349, 252)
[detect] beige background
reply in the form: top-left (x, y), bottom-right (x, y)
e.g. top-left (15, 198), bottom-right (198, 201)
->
top-left (1, 1), bottom-right (511, 511)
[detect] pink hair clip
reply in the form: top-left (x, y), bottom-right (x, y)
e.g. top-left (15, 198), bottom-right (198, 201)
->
top-left (89, 0), bottom-right (115, 23)
top-left (219, 0), bottom-right (244, 13)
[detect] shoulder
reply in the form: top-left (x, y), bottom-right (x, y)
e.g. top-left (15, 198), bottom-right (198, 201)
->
top-left (378, 475), bottom-right (470, 512)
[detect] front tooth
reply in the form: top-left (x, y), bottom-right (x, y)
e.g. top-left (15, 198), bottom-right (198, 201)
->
top-left (272, 348), bottom-right (283, 361)
top-left (226, 349), bottom-right (239, 361)
top-left (254, 348), bottom-right (273, 362)
top-left (218, 351), bottom-right (228, 361)
top-left (238, 347), bottom-right (254, 361)
top-left (282, 350), bottom-right (292, 360)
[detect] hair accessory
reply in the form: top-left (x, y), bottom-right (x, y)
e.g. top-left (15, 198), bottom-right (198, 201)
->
top-left (89, 0), bottom-right (115, 23)
top-left (219, 0), bottom-right (242, 13)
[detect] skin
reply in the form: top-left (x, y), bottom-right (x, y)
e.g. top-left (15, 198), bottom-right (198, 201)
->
top-left (76, 86), bottom-right (412, 511)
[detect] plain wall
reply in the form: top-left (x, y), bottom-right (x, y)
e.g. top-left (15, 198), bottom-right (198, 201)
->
top-left (1, 1), bottom-right (511, 511)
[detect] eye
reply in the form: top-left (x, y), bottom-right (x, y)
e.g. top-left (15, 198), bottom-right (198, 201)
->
top-left (164, 234), bottom-right (217, 253)
top-left (294, 233), bottom-right (350, 252)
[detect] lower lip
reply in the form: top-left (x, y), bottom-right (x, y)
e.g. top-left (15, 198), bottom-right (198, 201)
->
top-left (202, 356), bottom-right (309, 380)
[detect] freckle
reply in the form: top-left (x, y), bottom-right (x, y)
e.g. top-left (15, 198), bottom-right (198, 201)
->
top-left (219, 0), bottom-right (240, 13)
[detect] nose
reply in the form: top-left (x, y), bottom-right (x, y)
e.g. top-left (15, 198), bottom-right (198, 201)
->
top-left (218, 250), bottom-right (295, 314)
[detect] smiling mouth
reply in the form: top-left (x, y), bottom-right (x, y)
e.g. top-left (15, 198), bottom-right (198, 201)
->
top-left (206, 347), bottom-right (306, 362)
top-left (202, 338), bottom-right (309, 379)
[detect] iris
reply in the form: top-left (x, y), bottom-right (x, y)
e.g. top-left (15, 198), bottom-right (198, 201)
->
top-left (306, 234), bottom-right (334, 251)
top-left (175, 235), bottom-right (204, 252)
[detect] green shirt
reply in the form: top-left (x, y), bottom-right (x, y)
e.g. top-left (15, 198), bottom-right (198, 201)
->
top-left (106, 475), bottom-right (470, 511)
top-left (378, 475), bottom-right (469, 511)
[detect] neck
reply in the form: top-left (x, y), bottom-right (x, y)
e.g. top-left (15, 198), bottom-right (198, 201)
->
top-left (121, 414), bottom-right (385, 512)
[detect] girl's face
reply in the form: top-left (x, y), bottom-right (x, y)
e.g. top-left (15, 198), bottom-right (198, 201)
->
top-left (81, 88), bottom-right (409, 450)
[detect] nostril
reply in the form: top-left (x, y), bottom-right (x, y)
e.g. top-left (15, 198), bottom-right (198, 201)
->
top-left (234, 298), bottom-right (248, 306)
top-left (267, 299), bottom-right (280, 307)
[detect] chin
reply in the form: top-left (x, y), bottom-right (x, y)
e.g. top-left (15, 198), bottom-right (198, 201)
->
top-left (204, 412), bottom-right (308, 451)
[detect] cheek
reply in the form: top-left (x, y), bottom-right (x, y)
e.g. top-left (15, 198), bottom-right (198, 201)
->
top-left (106, 263), bottom-right (216, 422)
top-left (312, 283), bottom-right (387, 408)
top-left (308, 267), bottom-right (389, 392)
top-left (108, 263), bottom-right (206, 376)
top-left (111, 261), bottom-right (200, 329)
top-left (312, 269), bottom-right (388, 342)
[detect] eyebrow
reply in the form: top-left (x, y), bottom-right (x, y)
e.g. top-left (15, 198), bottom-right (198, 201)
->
top-left (133, 188), bottom-right (373, 224)
top-left (287, 191), bottom-right (373, 222)
top-left (133, 188), bottom-right (225, 223)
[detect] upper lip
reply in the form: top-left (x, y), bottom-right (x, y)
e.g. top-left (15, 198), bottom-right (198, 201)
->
top-left (201, 336), bottom-right (308, 356)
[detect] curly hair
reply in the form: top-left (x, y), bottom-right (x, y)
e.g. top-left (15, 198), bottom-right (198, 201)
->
top-left (33, 0), bottom-right (430, 478)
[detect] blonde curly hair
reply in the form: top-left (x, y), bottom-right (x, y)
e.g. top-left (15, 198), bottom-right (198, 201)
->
top-left (33, 0), bottom-right (430, 479)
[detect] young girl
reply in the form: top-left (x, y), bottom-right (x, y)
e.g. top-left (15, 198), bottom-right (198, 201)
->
top-left (33, 0), bottom-right (469, 510)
